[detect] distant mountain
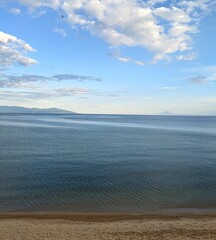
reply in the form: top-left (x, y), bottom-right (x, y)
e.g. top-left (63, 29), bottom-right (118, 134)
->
top-left (159, 111), bottom-right (174, 115)
top-left (0, 106), bottom-right (76, 114)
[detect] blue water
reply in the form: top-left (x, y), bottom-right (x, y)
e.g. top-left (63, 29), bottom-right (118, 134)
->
top-left (0, 114), bottom-right (216, 213)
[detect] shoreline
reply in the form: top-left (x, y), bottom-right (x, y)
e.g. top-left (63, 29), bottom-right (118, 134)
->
top-left (1, 211), bottom-right (216, 221)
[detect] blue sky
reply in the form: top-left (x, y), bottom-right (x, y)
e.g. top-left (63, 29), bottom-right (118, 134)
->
top-left (0, 0), bottom-right (216, 114)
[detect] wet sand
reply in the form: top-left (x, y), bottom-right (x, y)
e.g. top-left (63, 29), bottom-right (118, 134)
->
top-left (1, 213), bottom-right (216, 239)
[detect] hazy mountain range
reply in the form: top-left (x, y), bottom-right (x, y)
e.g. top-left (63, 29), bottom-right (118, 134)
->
top-left (0, 106), bottom-right (76, 114)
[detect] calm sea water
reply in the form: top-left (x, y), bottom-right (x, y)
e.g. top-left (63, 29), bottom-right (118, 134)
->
top-left (0, 114), bottom-right (216, 213)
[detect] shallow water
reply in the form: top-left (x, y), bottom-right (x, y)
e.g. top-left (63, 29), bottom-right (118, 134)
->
top-left (0, 114), bottom-right (216, 213)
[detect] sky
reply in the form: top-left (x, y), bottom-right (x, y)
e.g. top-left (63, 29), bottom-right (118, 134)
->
top-left (0, 0), bottom-right (216, 115)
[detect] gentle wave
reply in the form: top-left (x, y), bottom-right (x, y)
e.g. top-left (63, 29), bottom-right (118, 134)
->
top-left (1, 114), bottom-right (216, 134)
top-left (0, 114), bottom-right (216, 212)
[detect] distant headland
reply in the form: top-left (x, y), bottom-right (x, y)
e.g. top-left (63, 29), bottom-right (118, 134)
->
top-left (0, 106), bottom-right (76, 114)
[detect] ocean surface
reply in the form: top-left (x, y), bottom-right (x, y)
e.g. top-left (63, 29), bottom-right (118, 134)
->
top-left (0, 114), bottom-right (216, 213)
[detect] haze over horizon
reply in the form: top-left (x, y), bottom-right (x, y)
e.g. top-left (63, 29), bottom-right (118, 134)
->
top-left (0, 0), bottom-right (216, 115)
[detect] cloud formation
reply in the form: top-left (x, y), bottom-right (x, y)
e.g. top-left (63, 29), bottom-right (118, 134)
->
top-left (0, 74), bottom-right (48, 88)
top-left (53, 28), bottom-right (67, 38)
top-left (108, 51), bottom-right (145, 66)
top-left (52, 74), bottom-right (102, 82)
top-left (0, 88), bottom-right (89, 100)
top-left (176, 52), bottom-right (198, 61)
top-left (116, 56), bottom-right (145, 66)
top-left (188, 75), bottom-right (208, 84)
top-left (6, 0), bottom-right (216, 62)
top-left (0, 73), bottom-right (102, 89)
top-left (0, 87), bottom-right (117, 101)
top-left (186, 65), bottom-right (216, 84)
top-left (9, 8), bottom-right (21, 14)
top-left (161, 86), bottom-right (179, 90)
top-left (0, 31), bottom-right (38, 68)
top-left (188, 74), bottom-right (216, 84)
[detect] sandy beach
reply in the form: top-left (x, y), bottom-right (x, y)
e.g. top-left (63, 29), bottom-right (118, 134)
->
top-left (1, 213), bottom-right (216, 240)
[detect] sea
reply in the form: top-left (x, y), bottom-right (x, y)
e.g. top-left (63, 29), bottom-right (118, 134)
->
top-left (0, 113), bottom-right (216, 213)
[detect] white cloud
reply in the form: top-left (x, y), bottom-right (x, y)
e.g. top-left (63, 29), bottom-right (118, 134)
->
top-left (109, 50), bottom-right (145, 66)
top-left (161, 86), bottom-right (179, 90)
top-left (153, 7), bottom-right (191, 23)
top-left (176, 52), bottom-right (198, 61)
top-left (5, 0), bottom-right (216, 62)
top-left (116, 56), bottom-right (145, 66)
top-left (9, 8), bottom-right (21, 14)
top-left (179, 0), bottom-right (214, 13)
top-left (117, 57), bottom-right (131, 63)
top-left (134, 60), bottom-right (145, 66)
top-left (0, 31), bottom-right (37, 68)
top-left (53, 28), bottom-right (67, 38)
top-left (60, 0), bottom-right (215, 62)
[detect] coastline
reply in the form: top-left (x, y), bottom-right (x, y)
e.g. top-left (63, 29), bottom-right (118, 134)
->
top-left (1, 211), bottom-right (216, 221)
top-left (1, 212), bottom-right (216, 240)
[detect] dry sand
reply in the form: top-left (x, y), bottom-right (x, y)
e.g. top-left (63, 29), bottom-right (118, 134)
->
top-left (1, 213), bottom-right (216, 240)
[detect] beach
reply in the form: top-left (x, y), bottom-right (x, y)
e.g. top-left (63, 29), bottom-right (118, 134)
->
top-left (1, 213), bottom-right (216, 240)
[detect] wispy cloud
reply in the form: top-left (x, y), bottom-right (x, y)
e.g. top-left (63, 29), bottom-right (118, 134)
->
top-left (185, 65), bottom-right (216, 84)
top-left (9, 8), bottom-right (21, 15)
top-left (116, 56), bottom-right (145, 66)
top-left (176, 52), bottom-right (198, 61)
top-left (160, 86), bottom-right (179, 90)
top-left (0, 88), bottom-right (118, 101)
top-left (109, 51), bottom-right (145, 66)
top-left (188, 74), bottom-right (216, 84)
top-left (53, 28), bottom-right (67, 38)
top-left (52, 74), bottom-right (102, 82)
top-left (188, 75), bottom-right (208, 84)
top-left (0, 31), bottom-right (37, 68)
top-left (0, 88), bottom-right (90, 100)
top-left (0, 73), bottom-right (103, 89)
top-left (116, 57), bottom-right (131, 63)
top-left (0, 74), bottom-right (48, 89)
